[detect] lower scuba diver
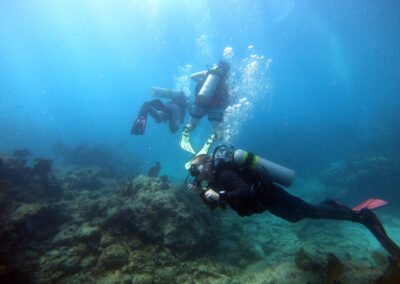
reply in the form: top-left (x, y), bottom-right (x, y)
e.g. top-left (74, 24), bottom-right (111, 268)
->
top-left (180, 60), bottom-right (231, 154)
top-left (186, 145), bottom-right (400, 259)
top-left (131, 87), bottom-right (190, 135)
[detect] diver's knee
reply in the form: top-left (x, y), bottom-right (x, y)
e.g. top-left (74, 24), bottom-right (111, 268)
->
top-left (185, 123), bottom-right (194, 131)
top-left (186, 117), bottom-right (200, 131)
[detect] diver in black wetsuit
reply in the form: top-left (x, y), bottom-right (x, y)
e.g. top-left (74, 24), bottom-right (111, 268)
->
top-left (187, 148), bottom-right (400, 259)
top-left (131, 91), bottom-right (190, 135)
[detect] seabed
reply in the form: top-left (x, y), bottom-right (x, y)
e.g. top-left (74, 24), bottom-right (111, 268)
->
top-left (1, 150), bottom-right (399, 283)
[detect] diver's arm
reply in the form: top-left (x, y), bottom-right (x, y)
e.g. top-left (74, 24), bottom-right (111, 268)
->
top-left (217, 169), bottom-right (257, 204)
top-left (187, 183), bottom-right (219, 209)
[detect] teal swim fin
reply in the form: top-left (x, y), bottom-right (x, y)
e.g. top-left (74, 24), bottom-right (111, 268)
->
top-left (185, 133), bottom-right (215, 169)
top-left (180, 127), bottom-right (195, 154)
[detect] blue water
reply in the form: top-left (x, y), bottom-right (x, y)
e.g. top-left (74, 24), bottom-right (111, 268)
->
top-left (1, 0), bottom-right (400, 181)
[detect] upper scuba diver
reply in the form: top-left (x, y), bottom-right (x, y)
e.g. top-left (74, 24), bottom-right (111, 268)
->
top-left (131, 87), bottom-right (191, 135)
top-left (186, 145), bottom-right (400, 260)
top-left (180, 60), bottom-right (231, 154)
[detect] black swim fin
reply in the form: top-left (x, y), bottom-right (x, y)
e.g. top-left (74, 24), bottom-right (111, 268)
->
top-left (131, 116), bottom-right (146, 135)
top-left (321, 199), bottom-right (400, 259)
top-left (359, 208), bottom-right (400, 260)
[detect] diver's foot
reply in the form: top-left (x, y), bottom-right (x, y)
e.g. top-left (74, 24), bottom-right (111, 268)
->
top-left (131, 116), bottom-right (146, 135)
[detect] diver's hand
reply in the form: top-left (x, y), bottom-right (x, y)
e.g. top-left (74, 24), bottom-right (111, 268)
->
top-left (205, 189), bottom-right (219, 201)
top-left (187, 183), bottom-right (200, 192)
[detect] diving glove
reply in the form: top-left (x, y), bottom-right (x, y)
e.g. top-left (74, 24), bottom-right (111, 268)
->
top-left (205, 189), bottom-right (219, 201)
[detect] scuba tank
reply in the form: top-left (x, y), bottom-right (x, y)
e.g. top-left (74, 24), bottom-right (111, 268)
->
top-left (211, 145), bottom-right (295, 187)
top-left (233, 150), bottom-right (295, 187)
top-left (150, 87), bottom-right (183, 99)
top-left (190, 71), bottom-right (208, 83)
top-left (196, 63), bottom-right (228, 105)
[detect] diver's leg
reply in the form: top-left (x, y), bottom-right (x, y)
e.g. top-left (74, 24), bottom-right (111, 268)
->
top-left (210, 120), bottom-right (224, 141)
top-left (138, 101), bottom-right (151, 118)
top-left (185, 116), bottom-right (200, 131)
top-left (266, 184), bottom-right (360, 223)
top-left (267, 185), bottom-right (400, 259)
top-left (169, 120), bottom-right (179, 133)
top-left (149, 99), bottom-right (168, 112)
top-left (185, 104), bottom-right (205, 131)
top-left (165, 104), bottom-right (180, 134)
top-left (147, 99), bottom-right (168, 123)
top-left (208, 108), bottom-right (224, 141)
top-left (132, 102), bottom-right (151, 135)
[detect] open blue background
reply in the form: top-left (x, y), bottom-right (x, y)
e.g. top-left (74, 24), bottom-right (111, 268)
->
top-left (1, 0), bottom-right (399, 181)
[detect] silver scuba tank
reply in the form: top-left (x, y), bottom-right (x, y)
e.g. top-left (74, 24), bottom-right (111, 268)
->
top-left (190, 71), bottom-right (208, 83)
top-left (233, 149), bottom-right (295, 187)
top-left (196, 66), bottom-right (224, 105)
top-left (150, 87), bottom-right (183, 99)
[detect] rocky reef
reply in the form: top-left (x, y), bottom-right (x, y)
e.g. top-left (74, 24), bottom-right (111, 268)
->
top-left (52, 140), bottom-right (140, 179)
top-left (37, 173), bottom-right (226, 283)
top-left (0, 149), bottom-right (230, 283)
top-left (0, 150), bottom-right (398, 283)
top-left (320, 155), bottom-right (400, 205)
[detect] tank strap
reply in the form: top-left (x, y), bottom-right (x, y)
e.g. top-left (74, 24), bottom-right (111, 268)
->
top-left (242, 152), bottom-right (254, 169)
top-left (240, 151), bottom-right (259, 171)
top-left (251, 155), bottom-right (259, 170)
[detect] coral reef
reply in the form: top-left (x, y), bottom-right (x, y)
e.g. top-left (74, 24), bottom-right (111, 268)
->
top-left (0, 153), bottom-right (62, 202)
top-left (147, 161), bottom-right (161, 177)
top-left (61, 167), bottom-right (106, 190)
top-left (0, 163), bottom-right (228, 283)
top-left (52, 140), bottom-right (141, 180)
top-left (0, 152), bottom-right (398, 283)
top-left (12, 149), bottom-right (32, 159)
top-left (31, 158), bottom-right (53, 178)
top-left (0, 151), bottom-right (66, 282)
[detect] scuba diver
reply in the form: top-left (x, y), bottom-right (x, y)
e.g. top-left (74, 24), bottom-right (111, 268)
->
top-left (186, 145), bottom-right (400, 259)
top-left (180, 60), bottom-right (231, 154)
top-left (131, 87), bottom-right (190, 135)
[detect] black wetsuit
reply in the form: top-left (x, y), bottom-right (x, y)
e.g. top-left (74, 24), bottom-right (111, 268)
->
top-left (209, 168), bottom-right (360, 223)
top-left (138, 94), bottom-right (188, 133)
top-left (199, 165), bottom-right (400, 258)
